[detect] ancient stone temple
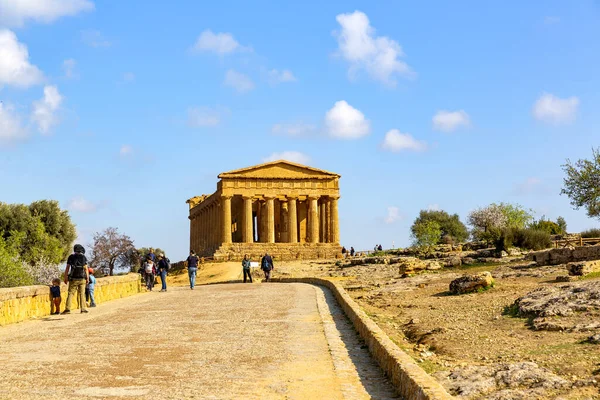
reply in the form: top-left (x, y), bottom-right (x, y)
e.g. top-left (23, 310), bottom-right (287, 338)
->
top-left (187, 160), bottom-right (342, 260)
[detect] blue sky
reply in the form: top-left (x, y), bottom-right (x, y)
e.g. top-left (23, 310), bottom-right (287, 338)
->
top-left (1, 1), bottom-right (599, 260)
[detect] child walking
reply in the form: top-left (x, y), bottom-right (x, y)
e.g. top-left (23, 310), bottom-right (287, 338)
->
top-left (87, 268), bottom-right (97, 307)
top-left (144, 258), bottom-right (155, 291)
top-left (50, 278), bottom-right (61, 315)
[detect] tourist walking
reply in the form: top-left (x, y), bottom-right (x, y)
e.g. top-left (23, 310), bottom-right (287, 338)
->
top-left (158, 254), bottom-right (170, 292)
top-left (87, 268), bottom-right (97, 307)
top-left (62, 244), bottom-right (90, 314)
top-left (50, 278), bottom-right (61, 315)
top-left (260, 252), bottom-right (274, 282)
top-left (144, 257), bottom-right (156, 291)
top-left (350, 247), bottom-right (355, 257)
top-left (187, 250), bottom-right (200, 290)
top-left (242, 254), bottom-right (252, 283)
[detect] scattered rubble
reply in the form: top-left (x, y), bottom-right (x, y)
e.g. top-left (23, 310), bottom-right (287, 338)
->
top-left (449, 271), bottom-right (494, 294)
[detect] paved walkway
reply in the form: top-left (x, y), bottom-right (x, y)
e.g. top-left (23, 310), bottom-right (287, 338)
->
top-left (0, 283), bottom-right (399, 399)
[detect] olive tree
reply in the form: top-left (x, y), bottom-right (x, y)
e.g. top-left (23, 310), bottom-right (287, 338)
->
top-left (561, 148), bottom-right (600, 219)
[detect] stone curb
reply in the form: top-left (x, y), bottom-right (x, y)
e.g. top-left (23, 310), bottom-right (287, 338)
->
top-left (271, 277), bottom-right (454, 400)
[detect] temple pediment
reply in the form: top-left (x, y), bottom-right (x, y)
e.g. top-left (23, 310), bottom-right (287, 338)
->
top-left (218, 160), bottom-right (340, 180)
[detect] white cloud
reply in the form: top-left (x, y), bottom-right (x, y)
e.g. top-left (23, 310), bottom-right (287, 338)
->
top-left (224, 69), bottom-right (254, 93)
top-left (187, 106), bottom-right (230, 127)
top-left (272, 123), bottom-right (316, 137)
top-left (0, 102), bottom-right (28, 145)
top-left (268, 69), bottom-right (296, 85)
top-left (81, 30), bottom-right (110, 47)
top-left (532, 93), bottom-right (579, 124)
top-left (381, 129), bottom-right (427, 152)
top-left (513, 177), bottom-right (548, 195)
top-left (31, 85), bottom-right (63, 134)
top-left (192, 30), bottom-right (250, 55)
top-left (263, 151), bottom-right (311, 165)
top-left (68, 197), bottom-right (98, 213)
top-left (334, 10), bottom-right (413, 86)
top-left (119, 145), bottom-right (132, 157)
top-left (62, 58), bottom-right (77, 79)
top-left (122, 72), bottom-right (135, 82)
top-left (324, 100), bottom-right (370, 139)
top-left (432, 110), bottom-right (471, 132)
top-left (385, 206), bottom-right (400, 224)
top-left (0, 0), bottom-right (94, 27)
top-left (0, 29), bottom-right (44, 88)
top-left (427, 204), bottom-right (440, 211)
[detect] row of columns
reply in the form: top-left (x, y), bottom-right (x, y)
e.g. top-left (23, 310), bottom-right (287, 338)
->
top-left (222, 195), bottom-right (339, 245)
top-left (191, 201), bottom-right (221, 253)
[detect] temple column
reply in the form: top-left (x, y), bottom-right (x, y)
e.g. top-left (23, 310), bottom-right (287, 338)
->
top-left (308, 195), bottom-right (319, 243)
top-left (330, 196), bottom-right (340, 244)
top-left (242, 196), bottom-right (253, 243)
top-left (266, 196), bottom-right (275, 243)
top-left (259, 201), bottom-right (267, 242)
top-left (221, 195), bottom-right (232, 243)
top-left (319, 201), bottom-right (326, 243)
top-left (288, 197), bottom-right (298, 243)
top-left (281, 202), bottom-right (289, 243)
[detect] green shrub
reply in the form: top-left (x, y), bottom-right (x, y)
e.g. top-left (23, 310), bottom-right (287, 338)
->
top-left (516, 229), bottom-right (552, 250)
top-left (411, 220), bottom-right (442, 254)
top-left (529, 219), bottom-right (563, 235)
top-left (581, 228), bottom-right (600, 238)
top-left (495, 228), bottom-right (552, 251)
top-left (0, 235), bottom-right (33, 288)
top-left (411, 210), bottom-right (468, 245)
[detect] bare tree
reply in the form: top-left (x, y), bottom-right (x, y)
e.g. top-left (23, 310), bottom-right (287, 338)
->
top-left (90, 227), bottom-right (136, 276)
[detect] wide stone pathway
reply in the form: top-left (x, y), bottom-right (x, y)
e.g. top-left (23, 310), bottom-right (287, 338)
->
top-left (0, 283), bottom-right (399, 399)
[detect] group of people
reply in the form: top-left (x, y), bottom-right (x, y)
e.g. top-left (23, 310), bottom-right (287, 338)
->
top-left (241, 252), bottom-right (274, 283)
top-left (50, 243), bottom-right (96, 315)
top-left (139, 248), bottom-right (171, 292)
top-left (341, 246), bottom-right (356, 257)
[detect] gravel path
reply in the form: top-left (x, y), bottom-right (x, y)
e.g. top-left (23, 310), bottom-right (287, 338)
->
top-left (0, 283), bottom-right (399, 399)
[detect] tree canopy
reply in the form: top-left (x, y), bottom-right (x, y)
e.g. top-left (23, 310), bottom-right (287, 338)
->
top-left (468, 203), bottom-right (533, 243)
top-left (561, 148), bottom-right (600, 219)
top-left (90, 227), bottom-right (136, 275)
top-left (410, 210), bottom-right (468, 244)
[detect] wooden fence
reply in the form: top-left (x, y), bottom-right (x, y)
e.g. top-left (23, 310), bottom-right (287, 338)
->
top-left (553, 237), bottom-right (600, 248)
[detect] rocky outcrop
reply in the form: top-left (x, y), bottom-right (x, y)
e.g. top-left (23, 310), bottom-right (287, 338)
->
top-left (567, 260), bottom-right (600, 276)
top-left (449, 271), bottom-right (494, 294)
top-left (514, 281), bottom-right (600, 318)
top-left (443, 256), bottom-right (462, 268)
top-left (527, 245), bottom-right (600, 266)
top-left (396, 257), bottom-right (442, 276)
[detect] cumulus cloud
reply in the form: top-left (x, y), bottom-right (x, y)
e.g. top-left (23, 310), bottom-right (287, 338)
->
top-left (0, 29), bottom-right (44, 88)
top-left (68, 197), bottom-right (98, 213)
top-left (513, 177), bottom-right (549, 195)
top-left (334, 10), bottom-right (413, 86)
top-left (385, 206), bottom-right (400, 224)
top-left (324, 100), bottom-right (370, 139)
top-left (62, 58), bottom-right (77, 79)
top-left (432, 110), bottom-right (471, 132)
top-left (192, 30), bottom-right (250, 55)
top-left (272, 123), bottom-right (316, 137)
top-left (31, 85), bottom-right (63, 134)
top-left (0, 0), bottom-right (94, 27)
top-left (381, 129), bottom-right (427, 152)
top-left (0, 102), bottom-right (28, 146)
top-left (532, 93), bottom-right (579, 124)
top-left (187, 106), bottom-right (230, 127)
top-left (81, 30), bottom-right (111, 47)
top-left (268, 69), bottom-right (296, 85)
top-left (262, 151), bottom-right (311, 165)
top-left (224, 69), bottom-right (254, 93)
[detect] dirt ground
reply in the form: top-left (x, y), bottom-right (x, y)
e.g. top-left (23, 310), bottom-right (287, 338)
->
top-left (270, 258), bottom-right (600, 399)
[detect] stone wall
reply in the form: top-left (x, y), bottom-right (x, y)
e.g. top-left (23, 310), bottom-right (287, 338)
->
top-left (271, 277), bottom-right (453, 400)
top-left (527, 245), bottom-right (600, 266)
top-left (0, 273), bottom-right (142, 326)
top-left (213, 242), bottom-right (342, 261)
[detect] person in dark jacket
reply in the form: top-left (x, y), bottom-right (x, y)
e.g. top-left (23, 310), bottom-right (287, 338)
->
top-left (242, 254), bottom-right (252, 283)
top-left (186, 250), bottom-right (200, 290)
top-left (62, 244), bottom-right (90, 314)
top-left (158, 254), bottom-right (169, 292)
top-left (260, 253), bottom-right (274, 282)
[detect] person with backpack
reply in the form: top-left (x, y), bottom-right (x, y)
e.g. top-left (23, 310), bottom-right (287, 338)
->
top-left (260, 252), bottom-right (274, 282)
top-left (186, 250), bottom-right (200, 290)
top-left (62, 244), bottom-right (90, 314)
top-left (242, 254), bottom-right (252, 283)
top-left (157, 254), bottom-right (170, 292)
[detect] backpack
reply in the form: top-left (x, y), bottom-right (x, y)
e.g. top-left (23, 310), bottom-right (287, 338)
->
top-left (145, 262), bottom-right (154, 274)
top-left (69, 253), bottom-right (87, 279)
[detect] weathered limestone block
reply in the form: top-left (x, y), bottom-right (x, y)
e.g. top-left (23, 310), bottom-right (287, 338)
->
top-left (567, 260), bottom-right (600, 276)
top-left (461, 257), bottom-right (476, 265)
top-left (449, 271), bottom-right (494, 294)
top-left (443, 256), bottom-right (462, 268)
